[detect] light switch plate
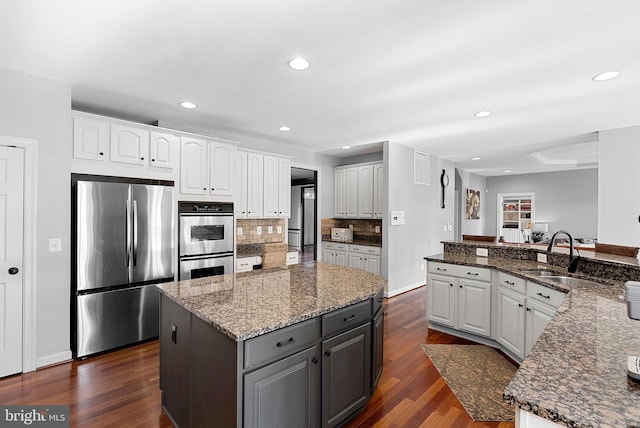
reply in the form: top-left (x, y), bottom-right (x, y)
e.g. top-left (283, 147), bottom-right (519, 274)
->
top-left (537, 253), bottom-right (548, 263)
top-left (277, 226), bottom-right (282, 234)
top-left (237, 227), bottom-right (243, 236)
top-left (268, 226), bottom-right (273, 234)
top-left (256, 226), bottom-right (262, 235)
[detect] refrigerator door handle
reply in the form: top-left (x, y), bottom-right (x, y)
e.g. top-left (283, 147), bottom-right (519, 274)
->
top-left (126, 200), bottom-right (132, 268)
top-left (133, 200), bottom-right (138, 267)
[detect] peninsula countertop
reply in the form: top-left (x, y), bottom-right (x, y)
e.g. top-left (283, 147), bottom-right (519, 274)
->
top-left (159, 262), bottom-right (386, 341)
top-left (425, 252), bottom-right (640, 427)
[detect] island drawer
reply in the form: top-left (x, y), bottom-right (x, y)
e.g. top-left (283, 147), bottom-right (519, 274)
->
top-left (428, 262), bottom-right (491, 282)
top-left (497, 271), bottom-right (526, 295)
top-left (322, 299), bottom-right (372, 337)
top-left (244, 317), bottom-right (320, 370)
top-left (527, 282), bottom-right (566, 308)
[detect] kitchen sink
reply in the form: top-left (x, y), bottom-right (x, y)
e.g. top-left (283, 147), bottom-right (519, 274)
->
top-left (542, 276), bottom-right (604, 287)
top-left (520, 270), bottom-right (558, 276)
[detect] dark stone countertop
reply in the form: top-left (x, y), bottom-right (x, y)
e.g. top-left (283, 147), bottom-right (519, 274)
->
top-left (159, 262), bottom-right (386, 341)
top-left (424, 252), bottom-right (640, 427)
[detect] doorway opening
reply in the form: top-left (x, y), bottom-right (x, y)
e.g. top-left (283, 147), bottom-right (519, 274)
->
top-left (290, 167), bottom-right (317, 263)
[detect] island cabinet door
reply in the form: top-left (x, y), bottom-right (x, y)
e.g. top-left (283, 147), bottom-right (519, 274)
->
top-left (244, 346), bottom-right (320, 428)
top-left (159, 296), bottom-right (192, 428)
top-left (322, 323), bottom-right (371, 428)
top-left (371, 306), bottom-right (384, 393)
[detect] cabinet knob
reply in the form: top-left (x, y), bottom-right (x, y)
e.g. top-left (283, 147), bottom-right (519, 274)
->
top-left (449, 283), bottom-right (453, 287)
top-left (151, 158), bottom-right (156, 162)
top-left (140, 157), bottom-right (144, 160)
top-left (324, 351), bottom-right (331, 357)
top-left (518, 303), bottom-right (524, 307)
top-left (211, 188), bottom-right (215, 191)
top-left (459, 285), bottom-right (463, 288)
top-left (203, 187), bottom-right (207, 190)
top-left (526, 307), bottom-right (531, 311)
top-left (312, 357), bottom-right (318, 364)
top-left (99, 152), bottom-right (104, 156)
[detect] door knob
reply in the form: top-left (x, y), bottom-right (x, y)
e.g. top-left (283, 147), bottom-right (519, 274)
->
top-left (8, 267), bottom-right (19, 275)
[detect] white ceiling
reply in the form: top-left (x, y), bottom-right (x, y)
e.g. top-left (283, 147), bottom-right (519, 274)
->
top-left (2, 0), bottom-right (639, 176)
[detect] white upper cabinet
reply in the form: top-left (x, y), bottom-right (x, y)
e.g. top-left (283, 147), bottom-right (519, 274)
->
top-left (73, 114), bottom-right (178, 173)
top-left (73, 117), bottom-right (109, 161)
top-left (278, 157), bottom-right (291, 218)
top-left (234, 150), bottom-right (248, 217)
top-left (149, 131), bottom-right (178, 169)
top-left (373, 163), bottom-right (384, 219)
top-left (335, 162), bottom-right (383, 219)
top-left (263, 155), bottom-right (291, 218)
top-left (110, 124), bottom-right (149, 166)
top-left (357, 164), bottom-right (374, 218)
top-left (209, 141), bottom-right (236, 196)
top-left (246, 152), bottom-right (264, 218)
top-left (180, 137), bottom-right (209, 195)
top-left (180, 137), bottom-right (237, 197)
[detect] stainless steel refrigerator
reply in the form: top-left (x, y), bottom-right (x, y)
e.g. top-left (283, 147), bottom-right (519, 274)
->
top-left (72, 174), bottom-right (175, 358)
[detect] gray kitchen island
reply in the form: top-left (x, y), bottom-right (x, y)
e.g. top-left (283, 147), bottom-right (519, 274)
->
top-left (158, 262), bottom-right (386, 428)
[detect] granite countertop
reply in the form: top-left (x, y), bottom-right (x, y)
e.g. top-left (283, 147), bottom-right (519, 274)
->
top-left (321, 236), bottom-right (383, 247)
top-left (159, 262), bottom-right (386, 341)
top-left (425, 252), bottom-right (640, 427)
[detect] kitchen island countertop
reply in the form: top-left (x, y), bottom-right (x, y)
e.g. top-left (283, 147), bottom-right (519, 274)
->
top-left (425, 252), bottom-right (640, 427)
top-left (159, 261), bottom-right (386, 341)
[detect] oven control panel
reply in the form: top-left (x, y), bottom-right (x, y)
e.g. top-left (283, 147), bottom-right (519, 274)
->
top-left (179, 201), bottom-right (233, 214)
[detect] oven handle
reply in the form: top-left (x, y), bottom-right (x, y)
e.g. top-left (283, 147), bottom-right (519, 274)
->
top-left (179, 253), bottom-right (234, 262)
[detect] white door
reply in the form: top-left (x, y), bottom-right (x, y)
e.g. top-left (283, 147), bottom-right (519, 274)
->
top-left (0, 146), bottom-right (24, 377)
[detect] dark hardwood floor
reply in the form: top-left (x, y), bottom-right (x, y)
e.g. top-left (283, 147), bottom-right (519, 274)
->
top-left (0, 286), bottom-right (516, 427)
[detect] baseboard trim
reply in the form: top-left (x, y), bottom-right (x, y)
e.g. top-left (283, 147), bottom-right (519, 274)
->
top-left (37, 350), bottom-right (72, 369)
top-left (385, 281), bottom-right (425, 298)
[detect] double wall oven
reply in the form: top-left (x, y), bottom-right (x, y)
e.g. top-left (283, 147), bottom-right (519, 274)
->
top-left (179, 201), bottom-right (234, 279)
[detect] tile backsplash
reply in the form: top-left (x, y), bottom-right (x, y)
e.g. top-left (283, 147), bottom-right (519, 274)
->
top-left (236, 218), bottom-right (285, 245)
top-left (321, 218), bottom-right (383, 239)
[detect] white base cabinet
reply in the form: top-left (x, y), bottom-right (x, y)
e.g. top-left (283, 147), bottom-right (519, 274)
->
top-left (426, 264), bottom-right (492, 338)
top-left (323, 242), bottom-right (381, 275)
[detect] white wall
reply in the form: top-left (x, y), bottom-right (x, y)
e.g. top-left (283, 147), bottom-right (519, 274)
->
top-left (383, 141), bottom-right (455, 296)
top-left (485, 169), bottom-right (598, 240)
top-left (457, 169), bottom-right (487, 236)
top-left (599, 125), bottom-right (640, 247)
top-left (0, 67), bottom-right (72, 366)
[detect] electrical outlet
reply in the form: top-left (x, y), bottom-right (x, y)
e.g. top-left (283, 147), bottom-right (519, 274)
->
top-left (443, 224), bottom-right (447, 232)
top-left (375, 225), bottom-right (380, 233)
top-left (537, 253), bottom-right (548, 263)
top-left (48, 238), bottom-right (62, 253)
top-left (421, 263), bottom-right (425, 271)
top-left (268, 226), bottom-right (273, 234)
top-left (277, 226), bottom-right (282, 234)
top-left (476, 248), bottom-right (488, 257)
top-left (237, 227), bottom-right (243, 236)
top-left (256, 226), bottom-right (262, 235)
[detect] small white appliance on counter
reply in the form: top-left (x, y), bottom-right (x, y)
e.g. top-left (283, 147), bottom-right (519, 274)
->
top-left (331, 227), bottom-right (353, 242)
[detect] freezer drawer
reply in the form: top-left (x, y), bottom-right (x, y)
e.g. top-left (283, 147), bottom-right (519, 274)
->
top-left (76, 285), bottom-right (160, 358)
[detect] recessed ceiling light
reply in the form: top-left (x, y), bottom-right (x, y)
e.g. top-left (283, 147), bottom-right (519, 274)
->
top-left (288, 58), bottom-right (310, 71)
top-left (474, 111), bottom-right (491, 118)
top-left (180, 101), bottom-right (197, 109)
top-left (341, 145), bottom-right (351, 150)
top-left (278, 126), bottom-right (291, 132)
top-left (504, 170), bottom-right (512, 173)
top-left (592, 71), bottom-right (621, 81)
top-left (471, 157), bottom-right (481, 161)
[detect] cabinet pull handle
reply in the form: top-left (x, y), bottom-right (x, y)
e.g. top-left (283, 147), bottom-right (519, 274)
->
top-left (276, 337), bottom-right (296, 347)
top-left (436, 267), bottom-right (447, 271)
top-left (518, 303), bottom-right (524, 307)
top-left (467, 272), bottom-right (479, 276)
top-left (325, 351), bottom-right (331, 357)
top-left (536, 292), bottom-right (551, 299)
top-left (526, 307), bottom-right (531, 311)
top-left (504, 280), bottom-right (515, 285)
top-left (343, 314), bottom-right (358, 322)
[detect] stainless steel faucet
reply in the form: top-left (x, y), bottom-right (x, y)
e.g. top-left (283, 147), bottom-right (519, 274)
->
top-left (547, 230), bottom-right (580, 273)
